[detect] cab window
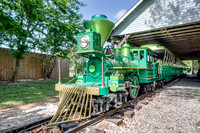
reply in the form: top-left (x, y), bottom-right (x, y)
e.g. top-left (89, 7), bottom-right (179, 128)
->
top-left (151, 53), bottom-right (153, 62)
top-left (133, 51), bottom-right (138, 58)
top-left (150, 53), bottom-right (152, 62)
top-left (140, 50), bottom-right (144, 60)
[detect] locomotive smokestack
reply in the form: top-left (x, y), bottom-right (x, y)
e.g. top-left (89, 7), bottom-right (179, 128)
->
top-left (84, 14), bottom-right (114, 47)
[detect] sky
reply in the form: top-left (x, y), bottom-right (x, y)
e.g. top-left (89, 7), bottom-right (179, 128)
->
top-left (79, 0), bottom-right (138, 23)
top-left (78, 0), bottom-right (138, 47)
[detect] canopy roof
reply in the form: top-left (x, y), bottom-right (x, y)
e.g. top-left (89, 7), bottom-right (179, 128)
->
top-left (110, 0), bottom-right (200, 60)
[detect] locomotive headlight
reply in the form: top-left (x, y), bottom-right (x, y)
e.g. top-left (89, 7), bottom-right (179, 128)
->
top-left (80, 35), bottom-right (90, 49)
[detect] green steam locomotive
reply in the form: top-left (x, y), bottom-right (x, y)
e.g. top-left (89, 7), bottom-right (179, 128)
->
top-left (49, 15), bottom-right (184, 125)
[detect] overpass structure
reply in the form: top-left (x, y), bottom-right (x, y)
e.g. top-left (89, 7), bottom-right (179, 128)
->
top-left (109, 0), bottom-right (200, 60)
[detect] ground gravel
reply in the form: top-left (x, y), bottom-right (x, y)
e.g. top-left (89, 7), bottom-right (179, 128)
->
top-left (90, 78), bottom-right (200, 133)
top-left (0, 96), bottom-right (59, 132)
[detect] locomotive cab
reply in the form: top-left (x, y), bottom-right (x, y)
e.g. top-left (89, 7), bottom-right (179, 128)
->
top-left (130, 48), bottom-right (153, 68)
top-left (130, 48), bottom-right (158, 83)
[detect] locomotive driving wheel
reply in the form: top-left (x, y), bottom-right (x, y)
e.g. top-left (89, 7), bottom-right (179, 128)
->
top-left (129, 76), bottom-right (140, 98)
top-left (143, 85), bottom-right (148, 93)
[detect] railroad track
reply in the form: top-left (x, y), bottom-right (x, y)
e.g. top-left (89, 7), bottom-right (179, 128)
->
top-left (2, 78), bottom-right (180, 133)
top-left (1, 116), bottom-right (52, 133)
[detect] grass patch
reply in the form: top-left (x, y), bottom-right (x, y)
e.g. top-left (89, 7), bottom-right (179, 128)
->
top-left (0, 78), bottom-right (72, 109)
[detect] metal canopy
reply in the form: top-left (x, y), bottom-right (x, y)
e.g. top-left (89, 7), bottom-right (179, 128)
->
top-left (111, 21), bottom-right (200, 60)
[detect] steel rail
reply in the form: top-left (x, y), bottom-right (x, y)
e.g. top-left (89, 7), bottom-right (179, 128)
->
top-left (66, 78), bottom-right (180, 133)
top-left (66, 93), bottom-right (147, 133)
top-left (1, 116), bottom-right (52, 133)
top-left (1, 78), bottom-right (179, 133)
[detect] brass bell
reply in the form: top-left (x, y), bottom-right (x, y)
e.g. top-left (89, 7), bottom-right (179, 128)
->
top-left (106, 47), bottom-right (112, 55)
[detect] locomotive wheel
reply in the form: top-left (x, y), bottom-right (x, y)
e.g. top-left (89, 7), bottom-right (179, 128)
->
top-left (161, 81), bottom-right (164, 87)
top-left (151, 86), bottom-right (155, 91)
top-left (143, 85), bottom-right (148, 93)
top-left (151, 83), bottom-right (155, 91)
top-left (129, 76), bottom-right (140, 98)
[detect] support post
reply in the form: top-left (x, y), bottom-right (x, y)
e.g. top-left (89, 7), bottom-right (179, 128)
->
top-left (101, 56), bottom-right (105, 88)
top-left (58, 59), bottom-right (62, 84)
top-left (111, 37), bottom-right (115, 47)
top-left (118, 34), bottom-right (130, 47)
top-left (162, 49), bottom-right (166, 64)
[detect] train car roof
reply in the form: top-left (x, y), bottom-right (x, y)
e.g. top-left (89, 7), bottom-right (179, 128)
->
top-left (140, 44), bottom-right (166, 59)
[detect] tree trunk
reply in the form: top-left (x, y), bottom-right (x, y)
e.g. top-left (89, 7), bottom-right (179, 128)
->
top-left (10, 59), bottom-right (21, 83)
top-left (44, 55), bottom-right (55, 79)
top-left (44, 47), bottom-right (56, 79)
top-left (44, 61), bottom-right (49, 79)
top-left (47, 60), bottom-right (56, 78)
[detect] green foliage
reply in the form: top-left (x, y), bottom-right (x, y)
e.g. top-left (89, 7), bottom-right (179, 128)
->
top-left (41, 55), bottom-right (57, 79)
top-left (34, 0), bottom-right (85, 79)
top-left (182, 60), bottom-right (199, 74)
top-left (57, 49), bottom-right (71, 59)
top-left (37, 0), bottom-right (85, 54)
top-left (0, 77), bottom-right (73, 108)
top-left (182, 60), bottom-right (192, 67)
top-left (1, 0), bottom-right (85, 53)
top-left (0, 0), bottom-right (85, 80)
top-left (65, 46), bottom-right (86, 75)
top-left (0, 0), bottom-right (47, 59)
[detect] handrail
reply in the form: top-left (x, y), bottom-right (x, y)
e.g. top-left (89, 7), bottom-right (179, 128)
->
top-left (90, 69), bottom-right (108, 87)
top-left (112, 53), bottom-right (139, 60)
top-left (66, 73), bottom-right (83, 85)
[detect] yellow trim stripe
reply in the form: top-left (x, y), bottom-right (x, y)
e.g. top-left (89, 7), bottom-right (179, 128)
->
top-left (111, 67), bottom-right (147, 70)
top-left (55, 84), bottom-right (100, 95)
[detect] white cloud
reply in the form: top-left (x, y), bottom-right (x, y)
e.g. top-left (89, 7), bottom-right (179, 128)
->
top-left (114, 9), bottom-right (127, 20)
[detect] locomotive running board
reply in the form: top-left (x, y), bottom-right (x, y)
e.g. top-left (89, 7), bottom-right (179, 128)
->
top-left (48, 86), bottom-right (93, 125)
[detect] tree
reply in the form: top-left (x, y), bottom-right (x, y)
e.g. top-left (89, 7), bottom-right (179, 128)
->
top-left (58, 47), bottom-right (86, 77)
top-left (41, 55), bottom-right (57, 79)
top-left (1, 0), bottom-right (47, 82)
top-left (36, 0), bottom-right (85, 79)
top-left (0, 0), bottom-right (85, 82)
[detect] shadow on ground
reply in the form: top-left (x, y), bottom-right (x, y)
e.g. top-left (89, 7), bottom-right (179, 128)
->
top-left (164, 76), bottom-right (200, 101)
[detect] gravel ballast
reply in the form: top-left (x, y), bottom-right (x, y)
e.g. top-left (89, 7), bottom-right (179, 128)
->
top-left (90, 78), bottom-right (200, 133)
